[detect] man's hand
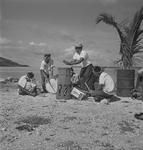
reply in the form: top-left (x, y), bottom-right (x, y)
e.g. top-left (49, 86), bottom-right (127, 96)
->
top-left (89, 90), bottom-right (95, 96)
top-left (46, 73), bottom-right (49, 79)
top-left (43, 71), bottom-right (49, 79)
top-left (63, 60), bottom-right (71, 65)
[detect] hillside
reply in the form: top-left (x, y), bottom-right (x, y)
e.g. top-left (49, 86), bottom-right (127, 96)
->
top-left (0, 57), bottom-right (29, 67)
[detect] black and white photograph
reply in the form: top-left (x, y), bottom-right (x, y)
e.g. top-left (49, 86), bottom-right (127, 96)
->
top-left (1, 0), bottom-right (143, 149)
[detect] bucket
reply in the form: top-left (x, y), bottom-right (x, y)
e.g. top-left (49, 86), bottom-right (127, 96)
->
top-left (116, 69), bottom-right (135, 97)
top-left (56, 67), bottom-right (72, 99)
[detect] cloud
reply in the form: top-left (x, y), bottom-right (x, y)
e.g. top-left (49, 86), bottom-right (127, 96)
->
top-left (29, 41), bottom-right (47, 46)
top-left (64, 46), bottom-right (75, 56)
top-left (85, 48), bottom-right (118, 66)
top-left (0, 12), bottom-right (1, 21)
top-left (0, 37), bottom-right (11, 45)
top-left (0, 38), bottom-right (27, 50)
top-left (18, 40), bottom-right (23, 44)
top-left (99, 0), bottom-right (118, 5)
top-left (64, 46), bottom-right (75, 52)
top-left (39, 42), bottom-right (47, 46)
top-left (59, 30), bottom-right (76, 42)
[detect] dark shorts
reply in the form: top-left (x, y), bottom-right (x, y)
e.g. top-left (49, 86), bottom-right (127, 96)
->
top-left (18, 85), bottom-right (37, 97)
top-left (79, 64), bottom-right (97, 90)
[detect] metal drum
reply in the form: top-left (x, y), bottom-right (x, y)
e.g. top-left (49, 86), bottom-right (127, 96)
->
top-left (117, 69), bottom-right (135, 97)
top-left (56, 67), bottom-right (72, 99)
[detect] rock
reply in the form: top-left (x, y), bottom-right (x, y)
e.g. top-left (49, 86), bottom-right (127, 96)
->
top-left (5, 77), bottom-right (19, 83)
top-left (0, 78), bottom-right (6, 83)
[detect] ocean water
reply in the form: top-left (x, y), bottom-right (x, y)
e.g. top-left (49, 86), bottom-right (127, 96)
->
top-left (0, 66), bottom-right (117, 82)
top-left (0, 66), bottom-right (140, 85)
top-left (0, 67), bottom-right (40, 80)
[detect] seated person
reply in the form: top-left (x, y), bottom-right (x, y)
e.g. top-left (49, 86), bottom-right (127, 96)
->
top-left (18, 72), bottom-right (37, 97)
top-left (88, 66), bottom-right (120, 102)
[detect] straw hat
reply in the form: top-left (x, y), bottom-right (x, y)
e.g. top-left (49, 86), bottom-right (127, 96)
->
top-left (75, 43), bottom-right (83, 49)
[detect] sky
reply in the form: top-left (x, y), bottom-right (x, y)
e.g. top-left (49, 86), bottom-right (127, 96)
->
top-left (0, 0), bottom-right (143, 67)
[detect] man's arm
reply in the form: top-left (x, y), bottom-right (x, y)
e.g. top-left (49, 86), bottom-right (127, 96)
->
top-left (41, 69), bottom-right (49, 79)
top-left (63, 58), bottom-right (84, 65)
top-left (40, 61), bottom-right (49, 78)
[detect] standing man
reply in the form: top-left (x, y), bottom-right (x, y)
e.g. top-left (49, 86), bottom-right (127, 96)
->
top-left (63, 43), bottom-right (94, 90)
top-left (89, 66), bottom-right (120, 102)
top-left (40, 54), bottom-right (54, 93)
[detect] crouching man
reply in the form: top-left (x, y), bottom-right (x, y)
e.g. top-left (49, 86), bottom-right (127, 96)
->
top-left (89, 66), bottom-right (120, 103)
top-left (18, 72), bottom-right (37, 97)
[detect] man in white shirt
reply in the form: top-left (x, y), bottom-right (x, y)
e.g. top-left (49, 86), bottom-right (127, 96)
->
top-left (63, 43), bottom-right (94, 90)
top-left (89, 66), bottom-right (120, 102)
top-left (18, 72), bottom-right (37, 96)
top-left (40, 54), bottom-right (54, 93)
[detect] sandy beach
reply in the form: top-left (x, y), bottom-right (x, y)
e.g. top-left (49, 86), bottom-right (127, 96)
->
top-left (0, 81), bottom-right (143, 150)
top-left (1, 0), bottom-right (143, 149)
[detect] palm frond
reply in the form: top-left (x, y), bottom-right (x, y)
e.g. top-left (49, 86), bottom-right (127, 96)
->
top-left (128, 7), bottom-right (143, 52)
top-left (96, 13), bottom-right (116, 25)
top-left (96, 7), bottom-right (143, 69)
top-left (96, 13), bottom-right (126, 43)
top-left (132, 54), bottom-right (143, 66)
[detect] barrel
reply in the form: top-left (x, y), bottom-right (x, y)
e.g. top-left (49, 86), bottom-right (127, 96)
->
top-left (116, 69), bottom-right (135, 97)
top-left (56, 67), bottom-right (72, 99)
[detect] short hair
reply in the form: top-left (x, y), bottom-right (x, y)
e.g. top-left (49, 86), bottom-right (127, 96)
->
top-left (44, 53), bottom-right (51, 58)
top-left (27, 72), bottom-right (34, 78)
top-left (93, 66), bottom-right (102, 73)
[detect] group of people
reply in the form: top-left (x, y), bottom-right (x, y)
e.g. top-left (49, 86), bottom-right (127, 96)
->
top-left (63, 43), bottom-right (119, 102)
top-left (18, 53), bottom-right (54, 96)
top-left (18, 43), bottom-right (120, 102)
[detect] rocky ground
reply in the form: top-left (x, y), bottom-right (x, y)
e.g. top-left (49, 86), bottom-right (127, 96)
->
top-left (0, 82), bottom-right (143, 150)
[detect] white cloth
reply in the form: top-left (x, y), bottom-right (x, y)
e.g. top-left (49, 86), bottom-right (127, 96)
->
top-left (40, 59), bottom-right (54, 74)
top-left (18, 75), bottom-right (27, 88)
top-left (46, 78), bottom-right (57, 94)
top-left (18, 75), bottom-right (36, 91)
top-left (73, 50), bottom-right (91, 68)
top-left (99, 72), bottom-right (114, 94)
top-left (138, 68), bottom-right (143, 74)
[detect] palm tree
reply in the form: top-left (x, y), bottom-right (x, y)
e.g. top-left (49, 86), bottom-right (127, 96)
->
top-left (96, 7), bottom-right (143, 69)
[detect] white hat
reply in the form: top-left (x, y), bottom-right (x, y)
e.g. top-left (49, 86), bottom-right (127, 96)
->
top-left (75, 43), bottom-right (83, 48)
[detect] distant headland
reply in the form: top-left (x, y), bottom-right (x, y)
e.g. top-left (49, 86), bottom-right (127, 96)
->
top-left (0, 57), bottom-right (29, 67)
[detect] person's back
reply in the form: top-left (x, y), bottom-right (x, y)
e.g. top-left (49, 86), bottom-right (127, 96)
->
top-left (18, 75), bottom-right (27, 88)
top-left (99, 72), bottom-right (114, 94)
top-left (89, 66), bottom-right (120, 103)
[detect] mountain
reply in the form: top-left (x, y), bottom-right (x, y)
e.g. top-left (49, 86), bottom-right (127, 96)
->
top-left (0, 57), bottom-right (29, 67)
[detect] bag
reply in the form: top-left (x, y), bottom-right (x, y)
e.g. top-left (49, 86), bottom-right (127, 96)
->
top-left (46, 78), bottom-right (57, 94)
